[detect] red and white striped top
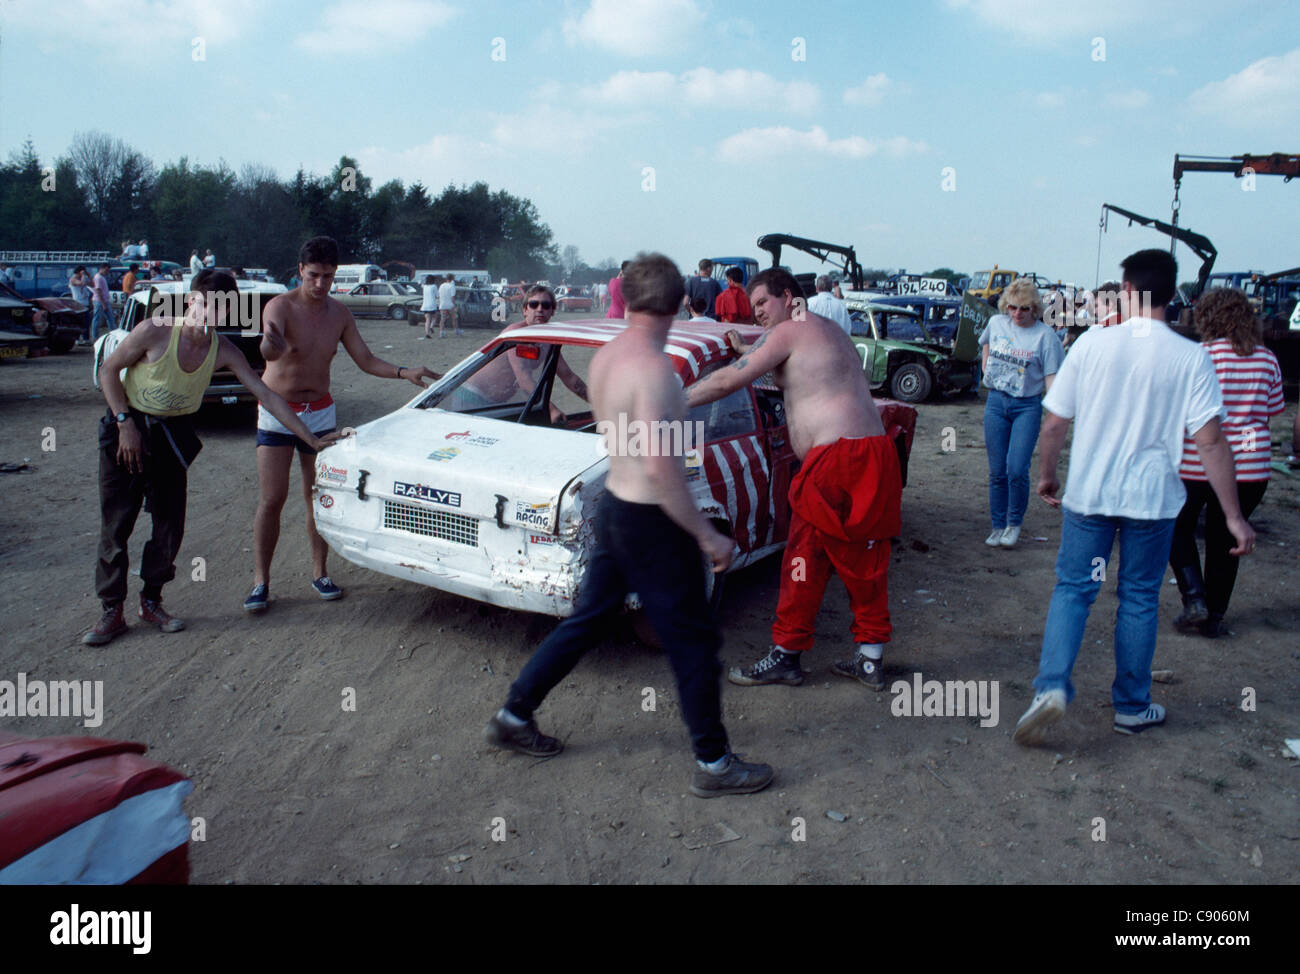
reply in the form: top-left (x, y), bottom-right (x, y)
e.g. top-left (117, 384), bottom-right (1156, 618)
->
top-left (1179, 339), bottom-right (1284, 481)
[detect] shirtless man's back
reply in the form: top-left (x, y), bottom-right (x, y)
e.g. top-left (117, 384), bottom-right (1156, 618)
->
top-left (485, 253), bottom-right (773, 799)
top-left (244, 236), bottom-right (437, 613)
top-left (686, 267), bottom-right (903, 694)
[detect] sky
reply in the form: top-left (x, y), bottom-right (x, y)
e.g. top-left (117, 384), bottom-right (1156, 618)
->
top-left (1, 0), bottom-right (1297, 285)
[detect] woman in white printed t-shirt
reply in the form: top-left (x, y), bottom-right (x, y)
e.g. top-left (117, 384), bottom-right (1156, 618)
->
top-left (419, 275), bottom-right (438, 340)
top-left (978, 277), bottom-right (1065, 548)
top-left (1168, 288), bottom-right (1284, 638)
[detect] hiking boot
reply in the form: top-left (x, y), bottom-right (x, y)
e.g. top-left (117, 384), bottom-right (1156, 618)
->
top-left (243, 583), bottom-right (269, 613)
top-left (832, 653), bottom-right (886, 691)
top-left (728, 647), bottom-right (804, 686)
top-left (1012, 688), bottom-right (1066, 745)
top-left (483, 711), bottom-right (563, 757)
top-left (82, 604), bottom-right (128, 646)
top-left (1173, 597), bottom-right (1208, 634)
top-left (138, 597), bottom-right (185, 633)
top-left (689, 753), bottom-right (775, 798)
top-left (312, 576), bottom-right (343, 601)
top-left (1113, 703), bottom-right (1166, 735)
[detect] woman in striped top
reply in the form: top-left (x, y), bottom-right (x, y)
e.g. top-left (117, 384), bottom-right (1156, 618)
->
top-left (1168, 288), bottom-right (1284, 638)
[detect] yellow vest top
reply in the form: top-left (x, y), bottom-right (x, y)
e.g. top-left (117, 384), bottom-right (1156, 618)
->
top-left (123, 323), bottom-right (219, 417)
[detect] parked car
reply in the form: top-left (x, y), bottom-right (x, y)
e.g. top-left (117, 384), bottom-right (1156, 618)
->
top-left (555, 288), bottom-right (595, 312)
top-left (0, 281), bottom-right (82, 354)
top-left (0, 288), bottom-right (45, 361)
top-left (454, 286), bottom-right (503, 325)
top-left (847, 298), bottom-right (979, 402)
top-left (335, 281), bottom-right (422, 321)
top-left (105, 280), bottom-right (285, 405)
top-left (312, 320), bottom-right (916, 616)
top-left (868, 295), bottom-right (964, 344)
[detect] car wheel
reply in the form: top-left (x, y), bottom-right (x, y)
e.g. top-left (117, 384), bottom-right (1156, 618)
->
top-left (890, 362), bottom-right (932, 403)
top-left (389, 305), bottom-right (408, 320)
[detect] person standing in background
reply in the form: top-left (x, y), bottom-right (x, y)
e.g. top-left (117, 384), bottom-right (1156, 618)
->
top-left (606, 261), bottom-right (627, 319)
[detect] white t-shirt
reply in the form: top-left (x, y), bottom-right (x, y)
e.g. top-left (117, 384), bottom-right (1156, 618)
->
top-left (978, 314), bottom-right (1064, 397)
top-left (808, 292), bottom-right (851, 334)
top-left (189, 255), bottom-right (203, 274)
top-left (1042, 317), bottom-right (1224, 520)
top-left (421, 284), bottom-right (438, 312)
top-left (437, 281), bottom-right (456, 310)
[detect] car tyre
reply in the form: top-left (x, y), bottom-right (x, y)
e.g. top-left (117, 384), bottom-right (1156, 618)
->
top-left (889, 362), bottom-right (932, 403)
top-left (389, 305), bottom-right (408, 320)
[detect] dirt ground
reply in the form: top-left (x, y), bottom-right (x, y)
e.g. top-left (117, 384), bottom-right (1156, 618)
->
top-left (2, 314), bottom-right (1297, 885)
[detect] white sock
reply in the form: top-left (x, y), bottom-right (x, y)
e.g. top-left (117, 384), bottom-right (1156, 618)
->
top-left (773, 645), bottom-right (797, 658)
top-left (857, 643), bottom-right (884, 660)
top-left (496, 707), bottom-right (526, 728)
top-left (698, 754), bottom-right (731, 773)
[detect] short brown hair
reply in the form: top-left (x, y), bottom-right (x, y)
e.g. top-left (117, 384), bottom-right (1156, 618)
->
top-left (622, 253), bottom-right (685, 315)
top-left (698, 258), bottom-right (714, 274)
top-left (1195, 287), bottom-right (1259, 356)
top-left (747, 267), bottom-right (800, 301)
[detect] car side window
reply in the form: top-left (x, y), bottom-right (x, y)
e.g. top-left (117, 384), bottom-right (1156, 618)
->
top-left (688, 369), bottom-right (756, 442)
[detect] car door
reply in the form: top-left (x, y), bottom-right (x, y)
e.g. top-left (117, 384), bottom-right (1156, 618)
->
top-left (687, 375), bottom-right (776, 561)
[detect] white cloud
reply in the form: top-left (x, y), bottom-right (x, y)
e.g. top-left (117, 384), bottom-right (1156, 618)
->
top-left (582, 71), bottom-right (679, 104)
top-left (716, 126), bottom-right (927, 163)
top-left (297, 0), bottom-right (455, 56)
top-left (563, 0), bottom-right (704, 56)
top-left (1034, 90), bottom-right (1067, 109)
top-left (942, 0), bottom-right (1148, 43)
top-left (580, 67), bottom-right (819, 113)
top-left (1187, 48), bottom-right (1300, 126)
top-left (843, 73), bottom-right (906, 107)
top-left (1106, 88), bottom-right (1151, 109)
top-left (4, 0), bottom-right (256, 52)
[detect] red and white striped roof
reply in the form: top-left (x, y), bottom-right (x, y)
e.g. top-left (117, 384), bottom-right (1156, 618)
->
top-left (481, 319), bottom-right (764, 384)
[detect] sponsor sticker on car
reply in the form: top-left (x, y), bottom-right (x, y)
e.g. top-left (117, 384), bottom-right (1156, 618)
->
top-left (394, 482), bottom-right (462, 507)
top-left (427, 447), bottom-right (461, 462)
top-left (513, 501), bottom-right (551, 528)
top-left (318, 463), bottom-right (348, 484)
top-left (444, 431), bottom-right (500, 447)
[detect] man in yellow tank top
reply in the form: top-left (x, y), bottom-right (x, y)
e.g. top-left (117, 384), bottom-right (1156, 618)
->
top-left (83, 268), bottom-right (342, 646)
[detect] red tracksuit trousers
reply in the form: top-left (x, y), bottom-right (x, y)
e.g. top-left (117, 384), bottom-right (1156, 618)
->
top-left (771, 435), bottom-right (902, 652)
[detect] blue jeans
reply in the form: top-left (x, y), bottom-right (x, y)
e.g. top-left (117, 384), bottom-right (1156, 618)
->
top-left (91, 303), bottom-right (114, 342)
top-left (1033, 510), bottom-right (1176, 714)
top-left (984, 389), bottom-right (1041, 529)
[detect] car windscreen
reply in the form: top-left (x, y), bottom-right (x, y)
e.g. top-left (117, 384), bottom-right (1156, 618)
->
top-left (417, 339), bottom-right (597, 428)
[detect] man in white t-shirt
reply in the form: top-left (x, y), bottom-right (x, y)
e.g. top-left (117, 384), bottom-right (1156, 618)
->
top-left (437, 274), bottom-right (458, 337)
top-left (807, 275), bottom-right (851, 334)
top-left (1014, 249), bottom-right (1256, 744)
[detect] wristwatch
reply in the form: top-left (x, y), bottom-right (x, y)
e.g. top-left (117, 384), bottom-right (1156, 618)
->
top-left (114, 411), bottom-right (130, 424)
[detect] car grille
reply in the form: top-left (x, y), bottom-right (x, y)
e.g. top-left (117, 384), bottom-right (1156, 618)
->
top-left (383, 499), bottom-right (478, 547)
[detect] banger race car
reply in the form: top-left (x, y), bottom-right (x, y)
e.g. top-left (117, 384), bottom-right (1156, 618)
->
top-left (313, 320), bottom-right (917, 616)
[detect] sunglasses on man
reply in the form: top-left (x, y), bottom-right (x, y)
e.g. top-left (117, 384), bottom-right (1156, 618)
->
top-left (527, 300), bottom-right (554, 310)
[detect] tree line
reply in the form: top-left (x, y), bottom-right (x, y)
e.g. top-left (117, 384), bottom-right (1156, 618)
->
top-left (0, 132), bottom-right (586, 283)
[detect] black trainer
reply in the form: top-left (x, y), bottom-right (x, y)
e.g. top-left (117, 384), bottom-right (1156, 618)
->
top-left (689, 753), bottom-right (775, 798)
top-left (728, 647), bottom-right (804, 686)
top-left (483, 711), bottom-right (563, 757)
top-left (832, 653), bottom-right (886, 691)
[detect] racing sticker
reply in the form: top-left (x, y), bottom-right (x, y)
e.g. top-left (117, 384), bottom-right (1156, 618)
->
top-left (513, 501), bottom-right (551, 528)
top-left (318, 462), bottom-right (348, 484)
top-left (316, 492), bottom-right (343, 519)
top-left (444, 431), bottom-right (500, 447)
top-left (394, 482), bottom-right (462, 507)
top-left (427, 447), bottom-right (461, 462)
top-left (528, 534), bottom-right (556, 545)
top-left (685, 448), bottom-right (703, 483)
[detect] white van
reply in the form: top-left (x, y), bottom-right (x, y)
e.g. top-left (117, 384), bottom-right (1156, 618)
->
top-left (331, 264), bottom-right (386, 293)
top-left (412, 268), bottom-right (490, 287)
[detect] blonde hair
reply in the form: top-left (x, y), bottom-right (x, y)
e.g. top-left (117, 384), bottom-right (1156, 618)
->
top-left (998, 277), bottom-right (1044, 320)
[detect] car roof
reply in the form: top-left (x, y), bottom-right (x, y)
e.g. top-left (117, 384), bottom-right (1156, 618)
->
top-left (481, 319), bottom-right (763, 385)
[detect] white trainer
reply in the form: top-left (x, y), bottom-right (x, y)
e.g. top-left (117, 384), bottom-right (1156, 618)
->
top-left (1013, 689), bottom-right (1066, 744)
top-left (999, 525), bottom-right (1022, 547)
top-left (985, 530), bottom-right (1004, 546)
top-left (1113, 703), bottom-right (1166, 735)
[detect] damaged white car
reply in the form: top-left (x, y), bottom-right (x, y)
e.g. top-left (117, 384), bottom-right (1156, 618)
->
top-left (313, 320), bottom-right (916, 616)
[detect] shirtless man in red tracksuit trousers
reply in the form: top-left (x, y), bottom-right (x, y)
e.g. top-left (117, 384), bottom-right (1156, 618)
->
top-left (686, 267), bottom-right (902, 690)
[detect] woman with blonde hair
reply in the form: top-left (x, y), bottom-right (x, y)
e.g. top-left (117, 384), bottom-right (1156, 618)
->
top-left (1168, 288), bottom-right (1283, 637)
top-left (979, 277), bottom-right (1064, 547)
